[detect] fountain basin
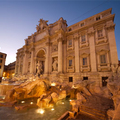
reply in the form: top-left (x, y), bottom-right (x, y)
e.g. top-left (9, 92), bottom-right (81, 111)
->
top-left (0, 99), bottom-right (71, 120)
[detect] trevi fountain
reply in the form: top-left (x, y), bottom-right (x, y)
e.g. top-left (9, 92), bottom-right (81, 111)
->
top-left (0, 65), bottom-right (120, 120)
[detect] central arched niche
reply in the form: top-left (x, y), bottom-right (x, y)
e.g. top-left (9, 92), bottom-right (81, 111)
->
top-left (36, 49), bottom-right (46, 75)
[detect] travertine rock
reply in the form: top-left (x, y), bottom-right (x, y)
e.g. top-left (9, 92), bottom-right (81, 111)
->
top-left (51, 92), bottom-right (59, 102)
top-left (76, 93), bottom-right (86, 103)
top-left (113, 103), bottom-right (120, 120)
top-left (5, 79), bottom-right (50, 102)
top-left (59, 90), bottom-right (66, 100)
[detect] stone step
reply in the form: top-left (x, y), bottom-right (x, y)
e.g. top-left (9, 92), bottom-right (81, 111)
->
top-left (80, 105), bottom-right (107, 120)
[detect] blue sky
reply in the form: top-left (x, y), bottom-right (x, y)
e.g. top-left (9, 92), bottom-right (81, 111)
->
top-left (0, 0), bottom-right (120, 65)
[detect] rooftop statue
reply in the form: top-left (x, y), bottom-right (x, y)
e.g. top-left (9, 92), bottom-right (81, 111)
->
top-left (36, 19), bottom-right (48, 32)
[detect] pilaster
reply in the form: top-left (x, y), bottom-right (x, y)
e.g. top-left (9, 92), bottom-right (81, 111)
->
top-left (88, 29), bottom-right (97, 72)
top-left (74, 35), bottom-right (80, 73)
top-left (106, 24), bottom-right (118, 65)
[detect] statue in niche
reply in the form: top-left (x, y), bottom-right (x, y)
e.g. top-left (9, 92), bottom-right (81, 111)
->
top-left (36, 19), bottom-right (48, 32)
top-left (52, 58), bottom-right (58, 71)
top-left (36, 61), bottom-right (43, 76)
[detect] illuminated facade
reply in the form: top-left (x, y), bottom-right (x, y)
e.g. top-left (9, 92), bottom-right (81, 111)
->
top-left (15, 8), bottom-right (118, 87)
top-left (0, 52), bottom-right (7, 82)
top-left (4, 61), bottom-right (16, 79)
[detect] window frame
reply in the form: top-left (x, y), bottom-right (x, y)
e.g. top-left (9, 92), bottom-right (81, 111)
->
top-left (100, 54), bottom-right (106, 64)
top-left (68, 39), bottom-right (72, 47)
top-left (83, 57), bottom-right (87, 66)
top-left (69, 59), bottom-right (72, 67)
top-left (97, 29), bottom-right (103, 38)
top-left (81, 23), bottom-right (84, 27)
top-left (81, 35), bottom-right (86, 42)
top-left (0, 60), bottom-right (2, 63)
top-left (96, 16), bottom-right (100, 21)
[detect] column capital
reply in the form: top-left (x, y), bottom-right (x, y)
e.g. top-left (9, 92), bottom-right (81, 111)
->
top-left (63, 40), bottom-right (67, 44)
top-left (46, 42), bottom-right (52, 46)
top-left (73, 36), bottom-right (79, 41)
top-left (87, 30), bottom-right (95, 37)
top-left (57, 37), bottom-right (63, 42)
top-left (31, 47), bottom-right (35, 51)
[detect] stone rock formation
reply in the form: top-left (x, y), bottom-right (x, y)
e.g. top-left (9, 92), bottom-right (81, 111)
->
top-left (106, 66), bottom-right (120, 120)
top-left (5, 78), bottom-right (50, 102)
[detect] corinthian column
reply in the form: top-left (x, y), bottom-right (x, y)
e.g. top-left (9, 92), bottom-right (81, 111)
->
top-left (30, 47), bottom-right (35, 74)
top-left (44, 42), bottom-right (50, 74)
top-left (23, 51), bottom-right (28, 74)
top-left (58, 38), bottom-right (63, 73)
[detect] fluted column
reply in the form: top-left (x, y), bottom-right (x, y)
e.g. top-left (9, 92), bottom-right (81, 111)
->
top-left (88, 29), bottom-right (97, 72)
top-left (74, 35), bottom-right (80, 73)
top-left (58, 38), bottom-right (63, 73)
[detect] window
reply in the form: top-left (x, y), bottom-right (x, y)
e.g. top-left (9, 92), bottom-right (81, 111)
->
top-left (83, 77), bottom-right (88, 81)
top-left (0, 65), bottom-right (1, 69)
top-left (83, 58), bottom-right (87, 65)
top-left (69, 60), bottom-right (72, 66)
top-left (68, 28), bottom-right (72, 32)
top-left (100, 55), bottom-right (106, 64)
top-left (0, 55), bottom-right (3, 58)
top-left (96, 16), bottom-right (100, 21)
top-left (68, 40), bottom-right (72, 46)
top-left (102, 77), bottom-right (108, 87)
top-left (0, 60), bottom-right (2, 63)
top-left (81, 35), bottom-right (86, 42)
top-left (98, 30), bottom-right (103, 38)
top-left (81, 23), bottom-right (84, 27)
top-left (69, 77), bottom-right (73, 82)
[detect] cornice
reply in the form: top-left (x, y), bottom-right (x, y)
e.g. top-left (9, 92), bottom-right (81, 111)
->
top-left (66, 14), bottom-right (115, 36)
top-left (105, 24), bottom-right (115, 31)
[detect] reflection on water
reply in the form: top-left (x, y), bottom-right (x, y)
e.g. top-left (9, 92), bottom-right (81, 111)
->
top-left (0, 99), bottom-right (71, 120)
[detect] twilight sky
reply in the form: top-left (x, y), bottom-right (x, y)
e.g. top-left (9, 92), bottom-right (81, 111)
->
top-left (0, 0), bottom-right (120, 65)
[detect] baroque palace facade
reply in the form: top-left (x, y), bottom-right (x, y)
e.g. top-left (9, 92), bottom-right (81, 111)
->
top-left (15, 8), bottom-right (118, 87)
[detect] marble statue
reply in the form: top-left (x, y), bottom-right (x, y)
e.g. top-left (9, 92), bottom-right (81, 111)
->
top-left (52, 58), bottom-right (58, 71)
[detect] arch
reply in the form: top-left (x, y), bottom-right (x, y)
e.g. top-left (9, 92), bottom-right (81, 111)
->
top-left (35, 48), bottom-right (46, 75)
top-left (35, 48), bottom-right (46, 57)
